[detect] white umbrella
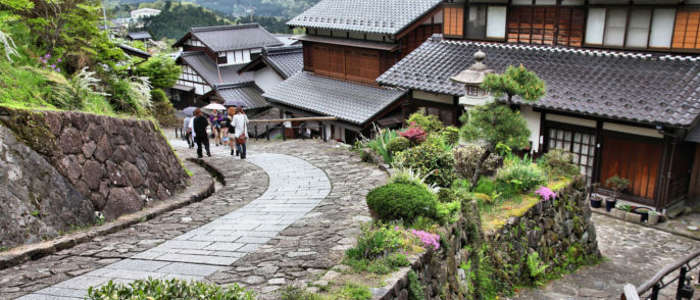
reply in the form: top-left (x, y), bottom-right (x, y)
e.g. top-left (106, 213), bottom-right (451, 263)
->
top-left (202, 103), bottom-right (226, 111)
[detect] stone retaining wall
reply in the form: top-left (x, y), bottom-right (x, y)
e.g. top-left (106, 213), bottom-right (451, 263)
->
top-left (0, 108), bottom-right (188, 248)
top-left (377, 177), bottom-right (601, 299)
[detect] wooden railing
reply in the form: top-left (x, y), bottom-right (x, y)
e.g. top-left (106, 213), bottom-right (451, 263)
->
top-left (622, 249), bottom-right (700, 300)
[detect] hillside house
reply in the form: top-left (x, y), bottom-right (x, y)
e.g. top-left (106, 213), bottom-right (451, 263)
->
top-left (377, 0), bottom-right (700, 211)
top-left (169, 24), bottom-right (285, 113)
top-left (262, 0), bottom-right (445, 143)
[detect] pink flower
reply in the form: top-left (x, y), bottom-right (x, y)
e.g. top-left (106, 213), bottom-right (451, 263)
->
top-left (57, 58), bottom-right (62, 63)
top-left (535, 186), bottom-right (556, 201)
top-left (411, 229), bottom-right (440, 251)
top-left (399, 126), bottom-right (427, 144)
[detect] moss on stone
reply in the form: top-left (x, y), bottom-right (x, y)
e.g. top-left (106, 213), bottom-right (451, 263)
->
top-left (0, 107), bottom-right (59, 158)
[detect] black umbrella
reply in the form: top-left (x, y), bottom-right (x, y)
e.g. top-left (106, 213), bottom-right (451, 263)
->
top-left (224, 99), bottom-right (247, 108)
top-left (182, 106), bottom-right (197, 116)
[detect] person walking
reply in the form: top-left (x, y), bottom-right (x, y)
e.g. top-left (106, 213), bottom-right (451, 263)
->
top-left (183, 115), bottom-right (193, 148)
top-left (233, 106), bottom-right (249, 159)
top-left (225, 107), bottom-right (237, 156)
top-left (193, 108), bottom-right (211, 158)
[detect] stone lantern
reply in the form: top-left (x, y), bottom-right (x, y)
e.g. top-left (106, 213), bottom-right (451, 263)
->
top-left (450, 50), bottom-right (493, 108)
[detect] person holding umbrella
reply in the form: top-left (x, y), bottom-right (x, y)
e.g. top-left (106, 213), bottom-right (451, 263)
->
top-left (193, 108), bottom-right (211, 158)
top-left (232, 106), bottom-right (248, 159)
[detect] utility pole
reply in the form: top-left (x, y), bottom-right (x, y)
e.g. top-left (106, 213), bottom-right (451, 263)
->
top-left (101, 0), bottom-right (111, 40)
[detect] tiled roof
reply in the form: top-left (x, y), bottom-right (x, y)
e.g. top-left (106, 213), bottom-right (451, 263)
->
top-left (262, 45), bottom-right (303, 79)
top-left (117, 43), bottom-right (150, 59)
top-left (180, 52), bottom-right (254, 86)
top-left (190, 24), bottom-right (282, 52)
top-left (215, 84), bottom-right (269, 110)
top-left (287, 0), bottom-right (443, 35)
top-left (263, 72), bottom-right (407, 125)
top-left (128, 31), bottom-right (152, 40)
top-left (378, 35), bottom-right (700, 128)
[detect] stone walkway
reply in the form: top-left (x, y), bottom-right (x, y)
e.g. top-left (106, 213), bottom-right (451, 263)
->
top-left (513, 213), bottom-right (700, 300)
top-left (16, 152), bottom-right (330, 299)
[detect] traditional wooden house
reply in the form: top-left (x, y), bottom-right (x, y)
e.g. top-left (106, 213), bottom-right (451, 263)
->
top-left (168, 24), bottom-right (283, 112)
top-left (377, 0), bottom-right (700, 211)
top-left (262, 0), bottom-right (445, 143)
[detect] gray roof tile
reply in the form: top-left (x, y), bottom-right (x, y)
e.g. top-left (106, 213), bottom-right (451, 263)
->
top-left (180, 52), bottom-right (254, 86)
top-left (128, 31), bottom-right (152, 40)
top-left (216, 84), bottom-right (269, 110)
top-left (262, 45), bottom-right (303, 79)
top-left (287, 0), bottom-right (443, 35)
top-left (190, 24), bottom-right (282, 52)
top-left (263, 72), bottom-right (407, 125)
top-left (378, 35), bottom-right (700, 128)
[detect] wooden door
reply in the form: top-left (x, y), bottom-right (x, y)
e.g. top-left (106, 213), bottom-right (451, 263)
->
top-left (600, 133), bottom-right (663, 200)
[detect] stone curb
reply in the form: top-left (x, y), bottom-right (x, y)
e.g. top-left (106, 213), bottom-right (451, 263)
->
top-left (187, 157), bottom-right (227, 185)
top-left (0, 165), bottom-right (218, 270)
top-left (592, 210), bottom-right (699, 241)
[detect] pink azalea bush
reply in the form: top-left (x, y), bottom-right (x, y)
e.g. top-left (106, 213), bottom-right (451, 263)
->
top-left (399, 123), bottom-right (427, 144)
top-left (535, 186), bottom-right (556, 201)
top-left (411, 229), bottom-right (440, 251)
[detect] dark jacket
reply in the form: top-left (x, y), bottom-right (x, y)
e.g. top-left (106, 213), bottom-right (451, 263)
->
top-left (193, 116), bottom-right (209, 138)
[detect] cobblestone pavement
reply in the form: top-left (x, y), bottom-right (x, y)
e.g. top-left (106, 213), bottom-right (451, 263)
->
top-left (513, 214), bottom-right (700, 300)
top-left (1, 158), bottom-right (268, 299)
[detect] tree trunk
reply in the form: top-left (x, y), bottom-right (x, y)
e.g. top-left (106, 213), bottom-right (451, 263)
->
top-left (470, 148), bottom-right (493, 191)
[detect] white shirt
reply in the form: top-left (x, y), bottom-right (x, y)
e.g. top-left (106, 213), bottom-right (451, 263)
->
top-left (183, 117), bottom-right (191, 133)
top-left (189, 117), bottom-right (195, 138)
top-left (233, 114), bottom-right (248, 138)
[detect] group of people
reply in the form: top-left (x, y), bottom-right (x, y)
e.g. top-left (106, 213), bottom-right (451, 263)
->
top-left (183, 106), bottom-right (249, 159)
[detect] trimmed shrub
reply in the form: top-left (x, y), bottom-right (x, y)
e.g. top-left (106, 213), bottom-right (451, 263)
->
top-left (495, 157), bottom-right (546, 198)
top-left (453, 144), bottom-right (501, 180)
top-left (386, 136), bottom-right (411, 154)
top-left (441, 126), bottom-right (460, 146)
top-left (366, 183), bottom-right (438, 224)
top-left (87, 278), bottom-right (254, 300)
top-left (407, 112), bottom-right (443, 134)
top-left (393, 143), bottom-right (456, 187)
top-left (538, 149), bottom-right (580, 179)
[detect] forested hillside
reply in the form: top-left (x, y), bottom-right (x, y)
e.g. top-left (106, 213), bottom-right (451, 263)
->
top-left (139, 1), bottom-right (232, 40)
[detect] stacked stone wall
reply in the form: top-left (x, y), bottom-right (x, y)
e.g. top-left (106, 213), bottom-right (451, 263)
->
top-left (377, 177), bottom-right (600, 299)
top-left (0, 108), bottom-right (188, 248)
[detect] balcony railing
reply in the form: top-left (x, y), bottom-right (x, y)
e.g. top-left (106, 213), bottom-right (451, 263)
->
top-left (622, 249), bottom-right (700, 300)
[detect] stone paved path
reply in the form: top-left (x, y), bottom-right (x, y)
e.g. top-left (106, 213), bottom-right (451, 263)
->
top-left (16, 152), bottom-right (330, 299)
top-left (513, 213), bottom-right (700, 300)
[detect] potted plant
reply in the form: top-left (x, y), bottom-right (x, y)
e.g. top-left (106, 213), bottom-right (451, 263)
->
top-left (613, 203), bottom-right (629, 219)
top-left (589, 194), bottom-right (602, 208)
top-left (633, 207), bottom-right (650, 223)
top-left (605, 175), bottom-right (631, 212)
top-left (648, 210), bottom-right (660, 225)
top-left (624, 208), bottom-right (642, 223)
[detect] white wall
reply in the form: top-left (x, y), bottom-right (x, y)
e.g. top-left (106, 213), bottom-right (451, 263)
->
top-left (220, 49), bottom-right (253, 66)
top-left (603, 122), bottom-right (663, 138)
top-left (413, 90), bottom-right (453, 105)
top-left (546, 114), bottom-right (597, 128)
top-left (521, 106), bottom-right (542, 153)
top-left (254, 67), bottom-right (284, 93)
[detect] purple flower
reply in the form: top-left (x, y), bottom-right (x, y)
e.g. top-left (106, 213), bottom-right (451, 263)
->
top-left (56, 68), bottom-right (61, 72)
top-left (50, 64), bottom-right (56, 69)
top-left (411, 229), bottom-right (440, 251)
top-left (57, 58), bottom-right (62, 63)
top-left (45, 53), bottom-right (51, 59)
top-left (535, 186), bottom-right (557, 201)
top-left (40, 58), bottom-right (47, 64)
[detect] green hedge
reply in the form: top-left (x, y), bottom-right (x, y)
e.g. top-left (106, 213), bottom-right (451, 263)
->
top-left (366, 183), bottom-right (438, 224)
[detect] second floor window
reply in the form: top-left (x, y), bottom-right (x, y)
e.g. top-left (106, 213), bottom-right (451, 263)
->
top-left (586, 7), bottom-right (677, 50)
top-left (507, 6), bottom-right (585, 47)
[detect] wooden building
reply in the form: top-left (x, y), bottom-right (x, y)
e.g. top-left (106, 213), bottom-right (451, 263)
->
top-left (262, 0), bottom-right (445, 143)
top-left (377, 0), bottom-right (700, 211)
top-left (169, 24), bottom-right (284, 111)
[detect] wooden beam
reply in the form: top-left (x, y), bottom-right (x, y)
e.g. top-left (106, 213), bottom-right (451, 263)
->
top-left (249, 116), bottom-right (338, 123)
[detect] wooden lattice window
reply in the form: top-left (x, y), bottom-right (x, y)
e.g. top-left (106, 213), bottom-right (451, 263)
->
top-left (444, 6), bottom-right (464, 37)
top-left (547, 126), bottom-right (597, 185)
top-left (673, 9), bottom-right (700, 50)
top-left (507, 6), bottom-right (584, 47)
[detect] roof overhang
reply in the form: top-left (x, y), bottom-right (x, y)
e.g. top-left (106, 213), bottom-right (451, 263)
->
top-left (294, 35), bottom-right (398, 51)
top-left (172, 84), bottom-right (195, 92)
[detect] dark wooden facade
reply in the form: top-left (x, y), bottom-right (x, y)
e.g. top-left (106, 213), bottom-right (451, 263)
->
top-left (539, 110), bottom-right (696, 210)
top-left (443, 1), bottom-right (700, 54)
top-left (303, 43), bottom-right (398, 84)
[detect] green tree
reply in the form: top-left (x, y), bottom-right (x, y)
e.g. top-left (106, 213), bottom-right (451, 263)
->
top-left (134, 54), bottom-right (181, 90)
top-left (481, 64), bottom-right (545, 105)
top-left (460, 103), bottom-right (531, 186)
